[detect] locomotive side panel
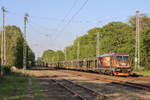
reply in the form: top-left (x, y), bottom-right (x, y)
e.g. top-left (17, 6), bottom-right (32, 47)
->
top-left (101, 56), bottom-right (111, 67)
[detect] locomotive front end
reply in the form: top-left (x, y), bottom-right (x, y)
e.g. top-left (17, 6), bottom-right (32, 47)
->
top-left (114, 53), bottom-right (131, 76)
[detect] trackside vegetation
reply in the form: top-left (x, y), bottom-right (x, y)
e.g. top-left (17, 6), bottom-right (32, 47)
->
top-left (0, 71), bottom-right (45, 100)
top-left (139, 70), bottom-right (150, 76)
top-left (0, 73), bottom-right (29, 99)
top-left (0, 25), bottom-right (35, 68)
top-left (0, 25), bottom-right (37, 99)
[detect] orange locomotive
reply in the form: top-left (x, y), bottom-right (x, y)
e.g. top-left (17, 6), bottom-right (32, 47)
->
top-left (97, 52), bottom-right (131, 76)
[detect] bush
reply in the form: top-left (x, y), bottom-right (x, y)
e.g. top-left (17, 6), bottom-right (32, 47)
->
top-left (2, 65), bottom-right (11, 75)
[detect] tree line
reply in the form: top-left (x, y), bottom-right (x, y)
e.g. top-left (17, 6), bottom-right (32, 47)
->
top-left (39, 14), bottom-right (150, 70)
top-left (0, 25), bottom-right (35, 68)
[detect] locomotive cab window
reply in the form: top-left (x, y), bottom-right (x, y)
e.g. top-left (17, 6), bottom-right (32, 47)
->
top-left (123, 55), bottom-right (129, 60)
top-left (116, 55), bottom-right (129, 60)
top-left (116, 56), bottom-right (122, 60)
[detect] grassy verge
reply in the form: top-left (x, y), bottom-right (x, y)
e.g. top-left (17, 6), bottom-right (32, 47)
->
top-left (139, 70), bottom-right (150, 76)
top-left (0, 71), bottom-right (46, 100)
top-left (0, 73), bottom-right (28, 100)
top-left (32, 78), bottom-right (47, 100)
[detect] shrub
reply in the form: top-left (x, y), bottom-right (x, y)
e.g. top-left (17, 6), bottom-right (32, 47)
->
top-left (2, 65), bottom-right (11, 75)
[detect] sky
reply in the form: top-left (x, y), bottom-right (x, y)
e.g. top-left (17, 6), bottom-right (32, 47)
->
top-left (0, 0), bottom-right (150, 58)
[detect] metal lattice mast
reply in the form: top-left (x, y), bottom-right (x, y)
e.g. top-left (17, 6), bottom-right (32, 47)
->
top-left (52, 56), bottom-right (54, 62)
top-left (3, 8), bottom-right (6, 66)
top-left (137, 11), bottom-right (140, 71)
top-left (65, 47), bottom-right (67, 60)
top-left (23, 14), bottom-right (28, 74)
top-left (1, 7), bottom-right (5, 76)
top-left (96, 31), bottom-right (100, 57)
top-left (135, 11), bottom-right (140, 71)
top-left (77, 40), bottom-right (80, 59)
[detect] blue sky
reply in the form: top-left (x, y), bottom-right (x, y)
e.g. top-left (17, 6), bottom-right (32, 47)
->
top-left (0, 0), bottom-right (150, 58)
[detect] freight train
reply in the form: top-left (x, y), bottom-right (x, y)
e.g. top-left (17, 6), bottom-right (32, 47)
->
top-left (37, 52), bottom-right (132, 76)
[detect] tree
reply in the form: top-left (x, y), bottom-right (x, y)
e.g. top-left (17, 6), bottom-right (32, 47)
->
top-left (0, 25), bottom-right (35, 68)
top-left (41, 49), bottom-right (56, 62)
top-left (41, 49), bottom-right (65, 62)
top-left (65, 22), bottom-right (134, 62)
top-left (27, 47), bottom-right (35, 68)
top-left (129, 14), bottom-right (150, 69)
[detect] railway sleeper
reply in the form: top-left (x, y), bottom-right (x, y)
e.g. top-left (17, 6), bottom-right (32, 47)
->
top-left (51, 79), bottom-right (85, 100)
top-left (54, 79), bottom-right (112, 100)
top-left (112, 82), bottom-right (150, 92)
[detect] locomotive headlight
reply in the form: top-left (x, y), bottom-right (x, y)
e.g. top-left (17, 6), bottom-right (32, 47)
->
top-left (128, 69), bottom-right (131, 72)
top-left (121, 63), bottom-right (126, 66)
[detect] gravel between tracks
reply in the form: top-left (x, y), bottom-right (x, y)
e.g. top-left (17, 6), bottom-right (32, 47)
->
top-left (28, 70), bottom-right (150, 100)
top-left (36, 77), bottom-right (82, 100)
top-left (54, 79), bottom-right (111, 100)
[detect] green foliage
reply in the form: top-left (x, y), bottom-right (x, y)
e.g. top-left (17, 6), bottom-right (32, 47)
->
top-left (2, 65), bottom-right (11, 75)
top-left (65, 22), bottom-right (134, 60)
top-left (27, 47), bottom-right (35, 68)
top-left (56, 50), bottom-right (65, 61)
top-left (139, 70), bottom-right (150, 76)
top-left (42, 49), bottom-right (55, 62)
top-left (129, 14), bottom-right (150, 70)
top-left (140, 28), bottom-right (150, 69)
top-left (129, 14), bottom-right (150, 31)
top-left (40, 49), bottom-right (65, 63)
top-left (0, 74), bottom-right (29, 99)
top-left (0, 25), bottom-right (35, 68)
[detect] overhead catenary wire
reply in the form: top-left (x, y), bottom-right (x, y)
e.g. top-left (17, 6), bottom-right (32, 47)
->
top-left (24, 13), bottom-right (130, 42)
top-left (61, 0), bottom-right (79, 22)
top-left (53, 0), bottom-right (79, 38)
top-left (28, 11), bottom-right (130, 44)
top-left (52, 0), bottom-right (90, 41)
top-left (59, 0), bottom-right (89, 32)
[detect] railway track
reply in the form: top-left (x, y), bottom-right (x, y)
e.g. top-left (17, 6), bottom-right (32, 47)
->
top-left (92, 76), bottom-right (150, 92)
top-left (58, 70), bottom-right (150, 92)
top-left (127, 76), bottom-right (150, 82)
top-left (52, 78), bottom-right (112, 100)
top-left (91, 77), bottom-right (150, 92)
top-left (51, 79), bottom-right (84, 100)
top-left (93, 76), bottom-right (150, 92)
top-left (111, 81), bottom-right (150, 92)
top-left (34, 67), bottom-right (150, 93)
top-left (36, 76), bottom-right (85, 100)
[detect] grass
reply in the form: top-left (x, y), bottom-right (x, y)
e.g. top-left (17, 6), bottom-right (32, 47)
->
top-left (0, 73), bottom-right (29, 100)
top-left (139, 70), bottom-right (150, 76)
top-left (0, 71), bottom-right (46, 100)
top-left (32, 78), bottom-right (47, 100)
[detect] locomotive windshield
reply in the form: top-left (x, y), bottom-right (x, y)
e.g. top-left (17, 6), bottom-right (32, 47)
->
top-left (116, 55), bottom-right (129, 60)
